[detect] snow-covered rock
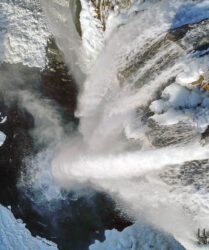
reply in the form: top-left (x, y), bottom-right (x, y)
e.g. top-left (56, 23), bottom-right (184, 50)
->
top-left (89, 222), bottom-right (185, 250)
top-left (150, 82), bottom-right (209, 132)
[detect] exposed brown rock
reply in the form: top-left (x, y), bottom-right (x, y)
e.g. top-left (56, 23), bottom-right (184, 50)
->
top-left (91, 0), bottom-right (132, 29)
top-left (191, 71), bottom-right (209, 92)
top-left (191, 75), bottom-right (204, 86)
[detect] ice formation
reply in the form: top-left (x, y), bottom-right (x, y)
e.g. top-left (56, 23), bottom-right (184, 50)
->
top-left (0, 131), bottom-right (6, 147)
top-left (89, 222), bottom-right (185, 250)
top-left (150, 82), bottom-right (209, 131)
top-left (0, 112), bottom-right (6, 147)
top-left (0, 205), bottom-right (57, 250)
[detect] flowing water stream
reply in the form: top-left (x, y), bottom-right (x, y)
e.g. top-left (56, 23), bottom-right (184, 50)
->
top-left (37, 0), bottom-right (209, 248)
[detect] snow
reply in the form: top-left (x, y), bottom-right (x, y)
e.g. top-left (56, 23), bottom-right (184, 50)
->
top-left (0, 116), bottom-right (7, 124)
top-left (0, 131), bottom-right (6, 147)
top-left (171, 0), bottom-right (209, 29)
top-left (0, 204), bottom-right (57, 250)
top-left (149, 55), bottom-right (209, 130)
top-left (150, 82), bottom-right (209, 132)
top-left (89, 221), bottom-right (185, 250)
top-left (0, 112), bottom-right (6, 146)
top-left (0, 0), bottom-right (49, 68)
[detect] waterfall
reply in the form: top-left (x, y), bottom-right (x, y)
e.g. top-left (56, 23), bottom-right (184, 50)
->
top-left (37, 0), bottom-right (209, 248)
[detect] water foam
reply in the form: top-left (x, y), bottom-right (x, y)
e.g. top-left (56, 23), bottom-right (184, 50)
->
top-left (37, 0), bottom-right (209, 248)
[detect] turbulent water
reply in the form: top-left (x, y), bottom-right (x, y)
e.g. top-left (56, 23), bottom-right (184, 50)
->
top-left (17, 0), bottom-right (206, 249)
top-left (2, 0), bottom-right (209, 249)
top-left (30, 0), bottom-right (209, 248)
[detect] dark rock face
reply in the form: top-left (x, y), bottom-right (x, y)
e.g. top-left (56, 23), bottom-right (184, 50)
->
top-left (147, 119), bottom-right (196, 148)
top-left (167, 18), bottom-right (209, 53)
top-left (41, 38), bottom-right (78, 122)
top-left (71, 0), bottom-right (82, 36)
top-left (160, 159), bottom-right (209, 191)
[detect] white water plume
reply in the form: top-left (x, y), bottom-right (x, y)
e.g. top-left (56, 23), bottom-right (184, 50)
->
top-left (37, 0), bottom-right (209, 248)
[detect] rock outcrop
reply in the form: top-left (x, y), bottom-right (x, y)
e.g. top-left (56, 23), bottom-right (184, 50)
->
top-left (41, 38), bottom-right (78, 121)
top-left (191, 71), bottom-right (209, 92)
top-left (91, 0), bottom-right (132, 29)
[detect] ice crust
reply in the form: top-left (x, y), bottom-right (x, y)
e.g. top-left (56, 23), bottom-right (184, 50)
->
top-left (0, 204), bottom-right (57, 250)
top-left (150, 82), bottom-right (209, 132)
top-left (0, 112), bottom-right (6, 147)
top-left (0, 131), bottom-right (6, 147)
